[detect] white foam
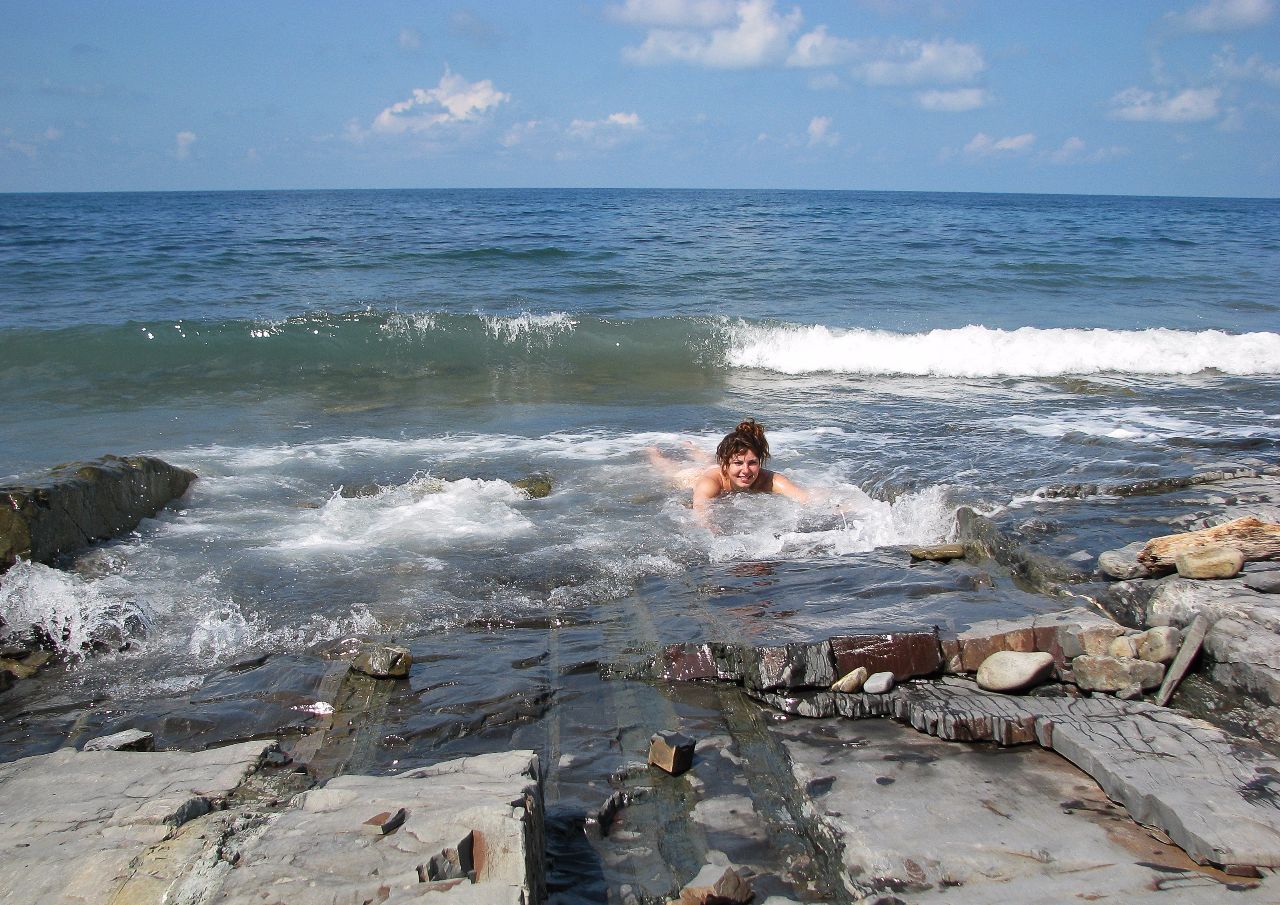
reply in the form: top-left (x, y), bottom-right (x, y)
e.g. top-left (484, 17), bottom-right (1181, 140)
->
top-left (996, 406), bottom-right (1249, 443)
top-left (0, 560), bottom-right (154, 659)
top-left (724, 323), bottom-right (1280, 377)
top-left (271, 476), bottom-right (534, 553)
top-left (480, 311), bottom-right (577, 344)
top-left (187, 599), bottom-right (380, 662)
top-left (704, 483), bottom-right (953, 562)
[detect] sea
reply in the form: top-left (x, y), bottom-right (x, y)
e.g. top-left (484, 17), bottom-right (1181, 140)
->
top-left (1, 188), bottom-right (1279, 769)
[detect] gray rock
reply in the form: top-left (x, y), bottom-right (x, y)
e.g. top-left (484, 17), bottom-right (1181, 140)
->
top-left (864, 671), bottom-right (895, 694)
top-left (1175, 545), bottom-right (1245, 579)
top-left (809, 679), bottom-right (1280, 870)
top-left (1244, 572), bottom-right (1280, 594)
top-left (350, 643), bottom-right (412, 678)
top-left (82, 729), bottom-right (155, 752)
top-left (1098, 542), bottom-right (1150, 580)
top-left (1072, 655), bottom-right (1165, 693)
top-left (975, 651), bottom-right (1055, 693)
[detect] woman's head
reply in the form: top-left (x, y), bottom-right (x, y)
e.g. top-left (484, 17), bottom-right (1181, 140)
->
top-left (716, 419), bottom-right (770, 469)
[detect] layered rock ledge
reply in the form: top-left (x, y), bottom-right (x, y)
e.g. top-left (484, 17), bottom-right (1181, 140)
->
top-left (0, 454), bottom-right (196, 573)
top-left (0, 743), bottom-right (544, 905)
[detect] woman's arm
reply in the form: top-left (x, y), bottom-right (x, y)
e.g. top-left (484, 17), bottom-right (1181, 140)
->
top-left (769, 472), bottom-right (809, 504)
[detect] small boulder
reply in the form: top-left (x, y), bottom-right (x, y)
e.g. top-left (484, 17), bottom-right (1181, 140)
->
top-left (1077, 624), bottom-right (1128, 657)
top-left (975, 651), bottom-right (1055, 693)
top-left (863, 671), bottom-right (895, 694)
top-left (648, 731), bottom-right (695, 776)
top-left (351, 643), bottom-right (412, 679)
top-left (83, 729), bottom-right (155, 752)
top-left (909, 543), bottom-right (966, 562)
top-left (677, 866), bottom-right (753, 905)
top-left (1108, 635), bottom-right (1139, 659)
top-left (1098, 542), bottom-right (1149, 580)
top-left (831, 666), bottom-right (868, 693)
top-left (1135, 626), bottom-right (1181, 664)
top-left (1175, 545), bottom-right (1244, 580)
top-left (1073, 655), bottom-right (1165, 694)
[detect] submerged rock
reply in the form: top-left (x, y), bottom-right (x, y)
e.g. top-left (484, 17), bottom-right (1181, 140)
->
top-left (512, 473), bottom-right (553, 498)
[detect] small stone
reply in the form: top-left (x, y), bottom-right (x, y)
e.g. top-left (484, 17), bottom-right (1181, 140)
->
top-left (361, 807), bottom-right (406, 835)
top-left (1076, 624), bottom-right (1128, 657)
top-left (1072, 655), bottom-right (1165, 693)
top-left (351, 644), bottom-right (412, 678)
top-left (1135, 626), bottom-right (1181, 664)
top-left (83, 729), bottom-right (155, 752)
top-left (1108, 635), bottom-right (1139, 659)
top-left (1243, 572), bottom-right (1280, 594)
top-left (975, 651), bottom-right (1055, 693)
top-left (678, 866), bottom-right (753, 905)
top-left (1098, 542), bottom-right (1150, 580)
top-left (863, 671), bottom-right (895, 694)
top-left (909, 543), bottom-right (966, 562)
top-left (1174, 545), bottom-right (1244, 579)
top-left (831, 666), bottom-right (868, 693)
top-left (648, 731), bottom-right (695, 776)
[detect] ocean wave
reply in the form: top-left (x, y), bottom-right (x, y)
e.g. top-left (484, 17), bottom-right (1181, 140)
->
top-left (2, 311), bottom-right (1278, 387)
top-left (724, 324), bottom-right (1280, 377)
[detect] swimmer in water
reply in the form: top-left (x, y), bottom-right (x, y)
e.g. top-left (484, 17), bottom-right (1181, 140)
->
top-left (648, 419), bottom-right (808, 525)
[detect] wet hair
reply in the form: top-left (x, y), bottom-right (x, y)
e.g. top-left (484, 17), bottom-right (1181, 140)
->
top-left (715, 419), bottom-right (770, 468)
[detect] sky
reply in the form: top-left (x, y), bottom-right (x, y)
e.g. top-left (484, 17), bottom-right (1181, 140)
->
top-left (2, 0), bottom-right (1279, 197)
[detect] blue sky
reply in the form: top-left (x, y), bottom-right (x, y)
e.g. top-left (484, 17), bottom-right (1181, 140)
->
top-left (3, 0), bottom-right (1279, 196)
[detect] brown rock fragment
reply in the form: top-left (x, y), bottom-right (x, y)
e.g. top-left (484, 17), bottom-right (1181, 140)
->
top-left (830, 631), bottom-right (941, 680)
top-left (361, 807), bottom-right (406, 835)
top-left (909, 543), bottom-right (966, 562)
top-left (648, 731), bottom-right (695, 776)
top-left (1175, 545), bottom-right (1245, 580)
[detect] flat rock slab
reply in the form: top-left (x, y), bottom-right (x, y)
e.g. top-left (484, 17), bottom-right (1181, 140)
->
top-left (816, 679), bottom-right (1280, 870)
top-left (0, 744), bottom-right (544, 905)
top-left (0, 740), bottom-right (273, 903)
top-left (214, 749), bottom-right (545, 905)
top-left (778, 718), bottom-right (1275, 903)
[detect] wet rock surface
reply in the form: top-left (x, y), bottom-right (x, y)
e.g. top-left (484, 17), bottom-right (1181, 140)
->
top-left (0, 455), bottom-right (195, 573)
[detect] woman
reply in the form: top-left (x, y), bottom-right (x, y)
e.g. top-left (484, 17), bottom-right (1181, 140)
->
top-left (649, 419), bottom-right (808, 523)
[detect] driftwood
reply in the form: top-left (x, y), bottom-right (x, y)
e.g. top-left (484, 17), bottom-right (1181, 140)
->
top-left (1138, 516), bottom-right (1280, 572)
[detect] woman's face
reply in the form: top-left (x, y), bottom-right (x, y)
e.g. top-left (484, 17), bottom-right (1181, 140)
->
top-left (724, 450), bottom-right (761, 490)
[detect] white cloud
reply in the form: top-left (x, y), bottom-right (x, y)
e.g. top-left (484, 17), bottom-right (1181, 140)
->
top-left (1167, 0), bottom-right (1273, 32)
top-left (622, 0), bottom-right (801, 68)
top-left (569, 112), bottom-right (644, 147)
top-left (964, 132), bottom-right (1034, 156)
top-left (787, 24), bottom-right (861, 67)
top-left (916, 87), bottom-right (989, 111)
top-left (609, 0), bottom-right (737, 27)
top-left (807, 115), bottom-right (837, 146)
top-left (1045, 136), bottom-right (1129, 164)
top-left (857, 38), bottom-right (985, 86)
top-left (398, 27), bottom-right (422, 50)
top-left (371, 68), bottom-right (510, 135)
top-left (175, 130), bottom-right (196, 160)
top-left (1213, 46), bottom-right (1280, 86)
top-left (1109, 86), bottom-right (1221, 122)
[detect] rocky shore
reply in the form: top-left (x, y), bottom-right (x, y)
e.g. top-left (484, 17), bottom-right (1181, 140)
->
top-left (1, 458), bottom-right (1279, 903)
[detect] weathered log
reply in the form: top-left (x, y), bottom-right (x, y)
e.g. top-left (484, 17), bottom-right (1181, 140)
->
top-left (1137, 516), bottom-right (1280, 572)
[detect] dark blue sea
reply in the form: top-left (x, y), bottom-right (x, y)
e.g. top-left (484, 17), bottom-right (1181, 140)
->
top-left (1, 189), bottom-right (1278, 760)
